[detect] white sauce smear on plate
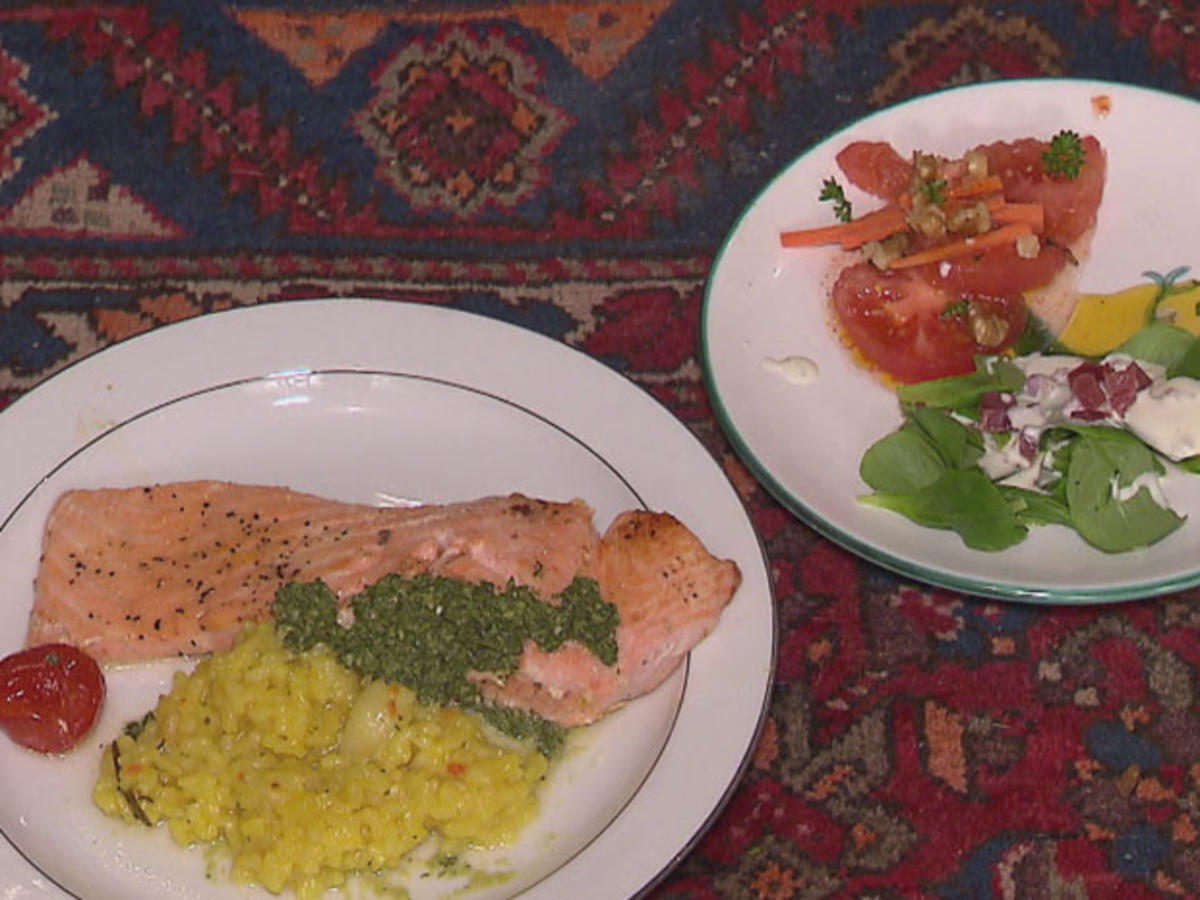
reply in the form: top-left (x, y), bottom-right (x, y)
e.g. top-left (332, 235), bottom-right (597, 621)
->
top-left (762, 356), bottom-right (819, 385)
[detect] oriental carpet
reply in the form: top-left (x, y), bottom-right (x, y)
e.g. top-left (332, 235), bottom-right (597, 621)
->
top-left (3, 2), bottom-right (1200, 898)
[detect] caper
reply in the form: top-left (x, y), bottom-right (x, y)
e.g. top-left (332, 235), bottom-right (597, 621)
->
top-left (947, 201), bottom-right (992, 235)
top-left (969, 309), bottom-right (1008, 347)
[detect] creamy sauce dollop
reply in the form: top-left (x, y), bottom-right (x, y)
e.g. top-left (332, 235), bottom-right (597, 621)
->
top-left (762, 355), bottom-right (819, 385)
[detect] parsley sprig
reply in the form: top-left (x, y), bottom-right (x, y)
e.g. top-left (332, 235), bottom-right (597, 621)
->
top-left (1042, 130), bottom-right (1086, 180)
top-left (920, 178), bottom-right (948, 205)
top-left (819, 176), bottom-right (853, 223)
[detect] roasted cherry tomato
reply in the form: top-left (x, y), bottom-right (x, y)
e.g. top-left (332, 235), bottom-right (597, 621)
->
top-left (0, 643), bottom-right (105, 753)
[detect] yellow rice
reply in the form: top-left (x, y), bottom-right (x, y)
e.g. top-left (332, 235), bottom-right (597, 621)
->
top-left (93, 625), bottom-right (549, 898)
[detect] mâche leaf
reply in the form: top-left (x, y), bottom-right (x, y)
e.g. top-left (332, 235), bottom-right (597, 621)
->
top-left (897, 356), bottom-right (1025, 412)
top-left (860, 469), bottom-right (1028, 551)
top-left (1117, 321), bottom-right (1196, 371)
top-left (906, 405), bottom-right (984, 470)
top-left (859, 426), bottom-right (947, 495)
top-left (1061, 428), bottom-right (1185, 552)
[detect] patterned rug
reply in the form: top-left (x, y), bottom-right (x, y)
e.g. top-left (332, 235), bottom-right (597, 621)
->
top-left (3, 1), bottom-right (1200, 898)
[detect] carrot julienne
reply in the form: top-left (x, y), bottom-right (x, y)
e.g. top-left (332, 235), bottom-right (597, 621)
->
top-left (885, 222), bottom-right (1035, 270)
top-left (989, 201), bottom-right (1044, 232)
top-left (779, 205), bottom-right (908, 249)
top-left (948, 174), bottom-right (1004, 198)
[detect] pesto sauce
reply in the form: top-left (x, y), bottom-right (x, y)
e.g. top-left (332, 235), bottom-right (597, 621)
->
top-left (273, 574), bottom-right (620, 756)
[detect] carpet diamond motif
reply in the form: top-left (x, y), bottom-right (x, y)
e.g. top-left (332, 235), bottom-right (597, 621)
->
top-left (353, 26), bottom-right (571, 215)
top-left (0, 44), bottom-right (53, 184)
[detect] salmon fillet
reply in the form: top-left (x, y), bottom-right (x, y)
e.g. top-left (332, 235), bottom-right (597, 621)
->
top-left (30, 482), bottom-right (599, 661)
top-left (29, 481), bottom-right (741, 725)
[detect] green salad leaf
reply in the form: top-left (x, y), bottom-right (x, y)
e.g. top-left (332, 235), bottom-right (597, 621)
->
top-left (859, 405), bottom-right (1022, 550)
top-left (1116, 321), bottom-right (1197, 371)
top-left (1060, 426), bottom-right (1184, 552)
top-left (859, 424), bottom-right (947, 495)
top-left (999, 485), bottom-right (1073, 528)
top-left (896, 356), bottom-right (1024, 412)
top-left (858, 355), bottom-right (1190, 553)
top-left (862, 469), bottom-right (1027, 551)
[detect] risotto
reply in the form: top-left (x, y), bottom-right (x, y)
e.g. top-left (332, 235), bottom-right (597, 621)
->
top-left (93, 625), bottom-right (550, 898)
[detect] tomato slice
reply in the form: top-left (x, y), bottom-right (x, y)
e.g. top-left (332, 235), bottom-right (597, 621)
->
top-left (0, 643), bottom-right (106, 753)
top-left (831, 262), bottom-right (1029, 384)
top-left (921, 242), bottom-right (1074, 297)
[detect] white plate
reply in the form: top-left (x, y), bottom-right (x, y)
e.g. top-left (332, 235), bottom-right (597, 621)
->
top-left (0, 299), bottom-right (774, 900)
top-left (703, 78), bottom-right (1200, 603)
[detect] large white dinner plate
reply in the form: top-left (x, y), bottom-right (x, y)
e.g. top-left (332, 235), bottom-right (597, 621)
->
top-left (703, 78), bottom-right (1200, 603)
top-left (0, 299), bottom-right (774, 900)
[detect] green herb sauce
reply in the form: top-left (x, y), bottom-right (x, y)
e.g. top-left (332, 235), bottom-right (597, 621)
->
top-left (274, 574), bottom-right (620, 756)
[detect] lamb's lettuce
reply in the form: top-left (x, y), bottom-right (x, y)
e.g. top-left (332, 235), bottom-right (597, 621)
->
top-left (896, 356), bottom-right (1024, 413)
top-left (858, 359), bottom-right (1189, 553)
top-left (1116, 321), bottom-right (1196, 372)
top-left (861, 468), bottom-right (1027, 552)
top-left (1060, 426), bottom-right (1183, 552)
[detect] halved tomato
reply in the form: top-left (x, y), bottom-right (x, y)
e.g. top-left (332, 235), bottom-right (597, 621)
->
top-left (922, 241), bottom-right (1074, 297)
top-left (831, 262), bottom-right (1029, 384)
top-left (838, 134), bottom-right (1106, 248)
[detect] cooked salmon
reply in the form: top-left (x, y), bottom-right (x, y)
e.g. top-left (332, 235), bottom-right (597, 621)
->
top-left (478, 510), bottom-right (743, 725)
top-left (28, 481), bottom-right (740, 724)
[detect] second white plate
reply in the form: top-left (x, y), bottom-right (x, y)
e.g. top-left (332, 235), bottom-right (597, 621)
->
top-left (703, 78), bottom-right (1200, 603)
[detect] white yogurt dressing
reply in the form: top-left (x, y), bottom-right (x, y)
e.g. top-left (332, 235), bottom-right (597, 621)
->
top-left (1125, 377), bottom-right (1200, 461)
top-left (1113, 470), bottom-right (1169, 506)
top-left (762, 355), bottom-right (820, 385)
top-left (976, 353), bottom-right (1199, 496)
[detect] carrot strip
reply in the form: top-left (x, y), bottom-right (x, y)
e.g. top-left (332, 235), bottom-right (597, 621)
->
top-left (780, 206), bottom-right (907, 249)
top-left (779, 194), bottom-right (1045, 257)
top-left (779, 222), bottom-right (858, 248)
top-left (831, 208), bottom-right (909, 247)
top-left (886, 222), bottom-right (1034, 270)
top-left (948, 174), bottom-right (1004, 198)
top-left (990, 201), bottom-right (1044, 232)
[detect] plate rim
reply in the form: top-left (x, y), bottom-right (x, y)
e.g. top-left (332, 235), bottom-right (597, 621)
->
top-left (0, 297), bottom-right (777, 899)
top-left (701, 76), bottom-right (1200, 604)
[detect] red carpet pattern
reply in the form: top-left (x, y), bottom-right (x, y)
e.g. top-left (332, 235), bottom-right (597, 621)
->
top-left (2, 1), bottom-right (1200, 898)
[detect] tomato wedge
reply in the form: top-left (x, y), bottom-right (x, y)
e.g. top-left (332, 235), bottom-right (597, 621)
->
top-left (0, 643), bottom-right (106, 753)
top-left (831, 262), bottom-right (1029, 384)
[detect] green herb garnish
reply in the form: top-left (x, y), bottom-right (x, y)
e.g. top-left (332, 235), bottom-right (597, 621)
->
top-left (1042, 129), bottom-right (1086, 179)
top-left (940, 298), bottom-right (970, 319)
top-left (921, 178), bottom-right (948, 205)
top-left (275, 574), bottom-right (620, 757)
top-left (819, 176), bottom-right (853, 223)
